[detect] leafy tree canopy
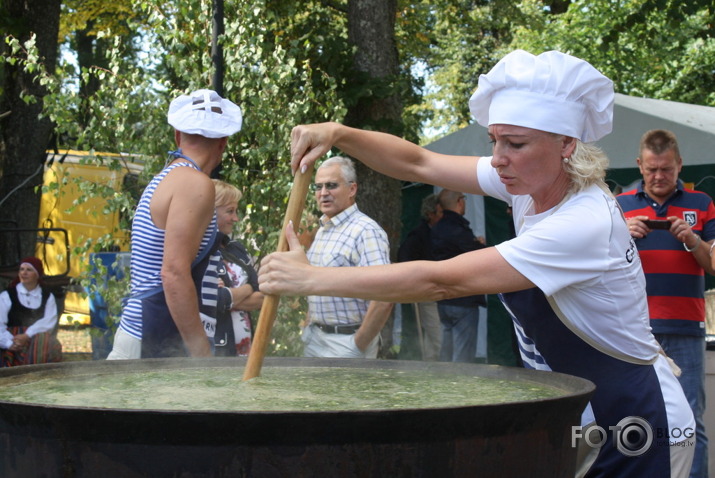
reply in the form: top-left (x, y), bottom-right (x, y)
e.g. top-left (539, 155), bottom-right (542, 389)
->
top-left (407, 0), bottom-right (715, 141)
top-left (5, 0), bottom-right (715, 355)
top-left (510, 0), bottom-right (715, 105)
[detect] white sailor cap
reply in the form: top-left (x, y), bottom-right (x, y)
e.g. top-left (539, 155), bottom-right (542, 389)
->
top-left (168, 89), bottom-right (242, 138)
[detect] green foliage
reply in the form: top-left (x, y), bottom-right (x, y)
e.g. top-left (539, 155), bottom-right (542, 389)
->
top-left (6, 0), bottom-right (715, 357)
top-left (402, 0), bottom-right (544, 142)
top-left (83, 256), bottom-right (131, 341)
top-left (510, 0), bottom-right (715, 105)
top-left (407, 0), bottom-right (715, 138)
top-left (60, 0), bottom-right (136, 40)
top-left (5, 0), bottom-right (353, 356)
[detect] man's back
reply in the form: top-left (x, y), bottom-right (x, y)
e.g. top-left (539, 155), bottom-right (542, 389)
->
top-left (398, 220), bottom-right (433, 262)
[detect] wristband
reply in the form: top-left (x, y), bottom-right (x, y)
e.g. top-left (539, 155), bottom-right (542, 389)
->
top-left (683, 235), bottom-right (701, 252)
top-left (709, 241), bottom-right (715, 257)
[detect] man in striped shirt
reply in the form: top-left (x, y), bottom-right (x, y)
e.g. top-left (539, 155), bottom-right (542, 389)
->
top-left (617, 129), bottom-right (715, 478)
top-left (303, 156), bottom-right (393, 358)
top-left (107, 90), bottom-right (242, 359)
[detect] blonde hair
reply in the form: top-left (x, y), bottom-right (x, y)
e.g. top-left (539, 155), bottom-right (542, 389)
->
top-left (563, 139), bottom-right (610, 193)
top-left (212, 179), bottom-right (242, 207)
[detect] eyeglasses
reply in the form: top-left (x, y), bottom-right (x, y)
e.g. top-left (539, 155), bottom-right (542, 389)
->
top-left (310, 182), bottom-right (347, 192)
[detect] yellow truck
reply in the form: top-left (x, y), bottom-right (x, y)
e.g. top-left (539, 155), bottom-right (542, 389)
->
top-left (34, 150), bottom-right (144, 325)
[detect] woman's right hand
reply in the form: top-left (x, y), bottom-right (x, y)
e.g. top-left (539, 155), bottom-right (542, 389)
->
top-left (290, 122), bottom-right (340, 174)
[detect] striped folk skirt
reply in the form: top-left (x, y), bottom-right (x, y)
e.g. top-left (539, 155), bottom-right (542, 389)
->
top-left (1, 326), bottom-right (63, 367)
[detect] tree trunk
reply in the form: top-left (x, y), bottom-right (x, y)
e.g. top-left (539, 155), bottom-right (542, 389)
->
top-left (0, 0), bottom-right (61, 271)
top-left (344, 0), bottom-right (403, 250)
top-left (345, 0), bottom-right (402, 356)
top-left (75, 22), bottom-right (107, 129)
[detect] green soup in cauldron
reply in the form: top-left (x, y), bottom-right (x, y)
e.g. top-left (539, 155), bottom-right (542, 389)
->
top-left (0, 365), bottom-right (562, 411)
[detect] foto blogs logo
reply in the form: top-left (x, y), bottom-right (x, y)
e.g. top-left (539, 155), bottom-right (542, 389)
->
top-left (571, 416), bottom-right (694, 457)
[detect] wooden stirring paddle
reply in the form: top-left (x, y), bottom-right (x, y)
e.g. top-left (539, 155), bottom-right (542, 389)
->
top-left (243, 164), bottom-right (314, 380)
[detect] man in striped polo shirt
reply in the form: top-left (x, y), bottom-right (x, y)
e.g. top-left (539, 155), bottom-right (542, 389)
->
top-left (617, 129), bottom-right (715, 478)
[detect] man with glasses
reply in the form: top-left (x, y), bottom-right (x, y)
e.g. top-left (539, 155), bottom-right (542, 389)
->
top-left (431, 189), bottom-right (486, 362)
top-left (303, 156), bottom-right (393, 358)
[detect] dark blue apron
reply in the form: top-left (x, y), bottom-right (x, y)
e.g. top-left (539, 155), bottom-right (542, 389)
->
top-left (501, 287), bottom-right (672, 477)
top-left (140, 228), bottom-right (220, 358)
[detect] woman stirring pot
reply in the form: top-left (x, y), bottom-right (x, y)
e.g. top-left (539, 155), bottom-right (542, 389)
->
top-left (259, 50), bottom-right (696, 477)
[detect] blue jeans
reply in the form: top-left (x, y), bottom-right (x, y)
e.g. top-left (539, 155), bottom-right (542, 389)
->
top-left (655, 333), bottom-right (707, 478)
top-left (437, 304), bottom-right (479, 363)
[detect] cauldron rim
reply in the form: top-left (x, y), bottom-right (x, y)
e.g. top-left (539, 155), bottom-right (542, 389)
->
top-left (0, 356), bottom-right (595, 415)
top-left (0, 357), bottom-right (596, 468)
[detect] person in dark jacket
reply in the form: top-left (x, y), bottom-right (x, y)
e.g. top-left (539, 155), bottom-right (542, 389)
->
top-left (430, 189), bottom-right (486, 362)
top-left (397, 194), bottom-right (443, 360)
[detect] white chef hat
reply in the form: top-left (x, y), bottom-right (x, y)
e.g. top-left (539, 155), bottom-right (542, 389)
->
top-left (167, 89), bottom-right (242, 138)
top-left (468, 50), bottom-right (614, 143)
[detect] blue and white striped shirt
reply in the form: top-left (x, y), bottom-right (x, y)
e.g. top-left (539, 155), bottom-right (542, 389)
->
top-left (118, 161), bottom-right (217, 340)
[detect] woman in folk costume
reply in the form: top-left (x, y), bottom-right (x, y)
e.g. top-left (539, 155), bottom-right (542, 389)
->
top-left (0, 257), bottom-right (62, 366)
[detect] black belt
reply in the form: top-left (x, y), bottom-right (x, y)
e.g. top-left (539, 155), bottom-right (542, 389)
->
top-left (312, 323), bottom-right (360, 335)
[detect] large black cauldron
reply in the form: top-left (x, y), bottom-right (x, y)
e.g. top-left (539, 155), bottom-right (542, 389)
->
top-left (0, 357), bottom-right (593, 478)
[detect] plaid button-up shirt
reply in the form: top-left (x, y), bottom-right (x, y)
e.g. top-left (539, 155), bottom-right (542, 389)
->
top-left (307, 204), bottom-right (390, 326)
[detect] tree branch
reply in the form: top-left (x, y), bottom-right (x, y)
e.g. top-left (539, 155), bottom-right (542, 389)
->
top-left (320, 0), bottom-right (347, 14)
